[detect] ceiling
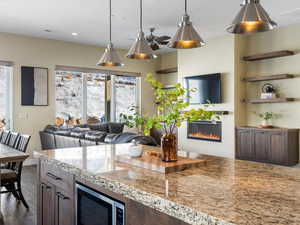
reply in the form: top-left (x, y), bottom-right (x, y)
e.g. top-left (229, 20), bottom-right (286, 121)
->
top-left (0, 0), bottom-right (300, 53)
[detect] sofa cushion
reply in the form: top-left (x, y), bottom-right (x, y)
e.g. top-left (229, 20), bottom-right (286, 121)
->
top-left (70, 127), bottom-right (91, 138)
top-left (88, 123), bottom-right (109, 132)
top-left (39, 132), bottom-right (56, 150)
top-left (104, 133), bottom-right (118, 143)
top-left (80, 139), bottom-right (97, 147)
top-left (55, 135), bottom-right (80, 149)
top-left (107, 123), bottom-right (124, 134)
top-left (85, 131), bottom-right (107, 142)
top-left (104, 132), bottom-right (157, 146)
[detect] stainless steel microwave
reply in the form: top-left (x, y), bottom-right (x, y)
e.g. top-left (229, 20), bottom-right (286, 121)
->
top-left (76, 183), bottom-right (125, 225)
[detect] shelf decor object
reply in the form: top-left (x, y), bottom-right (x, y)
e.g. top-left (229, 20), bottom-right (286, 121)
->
top-left (243, 98), bottom-right (295, 104)
top-left (21, 66), bottom-right (48, 106)
top-left (243, 50), bottom-right (294, 61)
top-left (227, 0), bottom-right (277, 34)
top-left (243, 74), bottom-right (294, 82)
top-left (168, 0), bottom-right (205, 49)
top-left (126, 0), bottom-right (156, 60)
top-left (97, 0), bottom-right (124, 67)
top-left (156, 67), bottom-right (178, 74)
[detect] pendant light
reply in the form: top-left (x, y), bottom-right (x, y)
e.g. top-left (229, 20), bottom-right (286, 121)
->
top-left (168, 0), bottom-right (205, 49)
top-left (126, 0), bottom-right (157, 60)
top-left (97, 0), bottom-right (124, 67)
top-left (227, 0), bottom-right (277, 34)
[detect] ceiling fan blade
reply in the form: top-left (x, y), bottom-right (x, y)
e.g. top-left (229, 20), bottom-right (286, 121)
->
top-left (155, 36), bottom-right (171, 42)
top-left (158, 41), bottom-right (169, 45)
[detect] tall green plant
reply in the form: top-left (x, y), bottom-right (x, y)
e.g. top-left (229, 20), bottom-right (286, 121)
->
top-left (121, 73), bottom-right (219, 135)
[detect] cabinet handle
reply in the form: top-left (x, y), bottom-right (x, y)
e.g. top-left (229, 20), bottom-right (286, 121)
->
top-left (56, 192), bottom-right (69, 200)
top-left (46, 172), bottom-right (62, 181)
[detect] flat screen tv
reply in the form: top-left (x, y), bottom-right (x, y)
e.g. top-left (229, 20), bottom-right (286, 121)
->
top-left (185, 73), bottom-right (221, 104)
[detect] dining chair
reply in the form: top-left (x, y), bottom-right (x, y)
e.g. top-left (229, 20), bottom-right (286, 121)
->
top-left (0, 134), bottom-right (31, 208)
top-left (16, 135), bottom-right (31, 153)
top-left (0, 130), bottom-right (10, 145)
top-left (8, 132), bottom-right (20, 148)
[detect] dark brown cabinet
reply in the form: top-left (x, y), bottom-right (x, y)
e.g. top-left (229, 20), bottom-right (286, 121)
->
top-left (55, 187), bottom-right (74, 225)
top-left (39, 182), bottom-right (55, 225)
top-left (38, 161), bottom-right (75, 225)
top-left (236, 127), bottom-right (299, 166)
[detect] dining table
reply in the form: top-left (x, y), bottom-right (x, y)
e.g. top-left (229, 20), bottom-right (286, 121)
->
top-left (0, 143), bottom-right (29, 217)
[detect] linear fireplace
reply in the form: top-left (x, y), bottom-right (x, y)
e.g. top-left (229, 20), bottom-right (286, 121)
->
top-left (187, 121), bottom-right (222, 142)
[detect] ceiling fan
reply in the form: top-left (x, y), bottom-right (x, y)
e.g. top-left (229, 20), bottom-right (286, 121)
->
top-left (146, 28), bottom-right (171, 51)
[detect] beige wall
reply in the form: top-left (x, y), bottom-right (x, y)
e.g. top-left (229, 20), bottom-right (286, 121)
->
top-left (245, 24), bottom-right (300, 130)
top-left (0, 33), bottom-right (159, 156)
top-left (157, 52), bottom-right (178, 86)
top-left (178, 35), bottom-right (239, 158)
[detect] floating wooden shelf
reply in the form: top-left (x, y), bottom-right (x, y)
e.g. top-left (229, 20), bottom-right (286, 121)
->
top-left (243, 98), bottom-right (295, 104)
top-left (180, 110), bottom-right (229, 115)
top-left (243, 50), bottom-right (294, 61)
top-left (156, 67), bottom-right (178, 74)
top-left (243, 74), bottom-right (294, 82)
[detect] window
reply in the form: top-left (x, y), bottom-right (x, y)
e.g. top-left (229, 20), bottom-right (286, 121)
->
top-left (56, 71), bottom-right (83, 120)
top-left (0, 65), bottom-right (12, 129)
top-left (113, 75), bottom-right (138, 122)
top-left (55, 69), bottom-right (139, 124)
top-left (86, 74), bottom-right (106, 121)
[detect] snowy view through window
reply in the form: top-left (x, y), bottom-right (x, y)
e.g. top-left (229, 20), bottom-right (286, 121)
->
top-left (55, 71), bottom-right (137, 122)
top-left (0, 65), bottom-right (11, 128)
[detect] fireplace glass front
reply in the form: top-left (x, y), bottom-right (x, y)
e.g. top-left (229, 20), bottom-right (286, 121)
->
top-left (187, 121), bottom-right (222, 142)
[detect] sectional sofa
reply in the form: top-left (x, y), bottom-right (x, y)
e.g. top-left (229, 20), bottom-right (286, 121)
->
top-left (39, 122), bottom-right (158, 150)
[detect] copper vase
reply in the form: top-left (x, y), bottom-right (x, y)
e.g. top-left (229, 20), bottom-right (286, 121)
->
top-left (161, 133), bottom-right (177, 162)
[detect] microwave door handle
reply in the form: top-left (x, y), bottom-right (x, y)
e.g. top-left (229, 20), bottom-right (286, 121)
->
top-left (112, 205), bottom-right (116, 225)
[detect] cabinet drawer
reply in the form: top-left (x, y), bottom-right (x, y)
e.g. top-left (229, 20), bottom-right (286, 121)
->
top-left (40, 160), bottom-right (74, 194)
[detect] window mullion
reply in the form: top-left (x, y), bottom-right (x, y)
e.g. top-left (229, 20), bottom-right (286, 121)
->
top-left (82, 73), bottom-right (87, 123)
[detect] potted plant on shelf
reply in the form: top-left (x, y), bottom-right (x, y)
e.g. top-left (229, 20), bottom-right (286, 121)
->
top-left (255, 112), bottom-right (278, 128)
top-left (121, 73), bottom-right (219, 162)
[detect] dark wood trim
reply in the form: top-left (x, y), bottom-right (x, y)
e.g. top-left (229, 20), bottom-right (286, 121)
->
top-left (156, 67), bottom-right (178, 74)
top-left (243, 50), bottom-right (294, 61)
top-left (243, 74), bottom-right (294, 82)
top-left (243, 98), bottom-right (295, 104)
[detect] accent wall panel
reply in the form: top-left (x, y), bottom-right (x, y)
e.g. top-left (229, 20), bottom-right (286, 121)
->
top-left (21, 66), bottom-right (48, 106)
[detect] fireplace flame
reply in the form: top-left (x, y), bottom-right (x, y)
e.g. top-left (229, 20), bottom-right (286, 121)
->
top-left (188, 132), bottom-right (220, 140)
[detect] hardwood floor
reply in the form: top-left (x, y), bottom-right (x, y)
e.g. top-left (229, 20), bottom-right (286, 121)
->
top-left (0, 166), bottom-right (37, 225)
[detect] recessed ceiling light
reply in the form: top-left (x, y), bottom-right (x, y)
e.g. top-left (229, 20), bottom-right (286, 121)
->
top-left (72, 32), bottom-right (79, 36)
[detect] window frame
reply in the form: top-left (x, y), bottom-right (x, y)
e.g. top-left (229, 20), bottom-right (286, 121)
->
top-left (55, 66), bottom-right (141, 123)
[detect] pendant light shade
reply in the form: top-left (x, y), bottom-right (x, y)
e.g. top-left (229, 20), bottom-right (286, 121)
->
top-left (126, 0), bottom-right (156, 60)
top-left (227, 0), bottom-right (277, 34)
top-left (168, 0), bottom-right (205, 49)
top-left (97, 0), bottom-right (124, 67)
top-left (97, 43), bottom-right (124, 67)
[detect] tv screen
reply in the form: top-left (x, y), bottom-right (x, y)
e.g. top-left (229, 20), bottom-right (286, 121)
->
top-left (185, 73), bottom-right (221, 104)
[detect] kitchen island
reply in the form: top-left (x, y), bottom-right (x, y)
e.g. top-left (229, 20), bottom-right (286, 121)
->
top-left (34, 144), bottom-right (300, 225)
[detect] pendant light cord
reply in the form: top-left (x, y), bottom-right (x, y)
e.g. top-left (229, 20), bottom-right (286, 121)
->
top-left (109, 0), bottom-right (112, 43)
top-left (140, 0), bottom-right (143, 31)
top-left (185, 0), bottom-right (187, 15)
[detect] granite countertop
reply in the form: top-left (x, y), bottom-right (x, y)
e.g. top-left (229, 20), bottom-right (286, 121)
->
top-left (34, 144), bottom-right (300, 225)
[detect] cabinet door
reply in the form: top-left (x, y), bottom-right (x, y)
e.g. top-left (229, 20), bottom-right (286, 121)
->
top-left (40, 182), bottom-right (55, 225)
top-left (55, 187), bottom-right (74, 225)
top-left (253, 131), bottom-right (270, 163)
top-left (269, 131), bottom-right (287, 165)
top-left (236, 129), bottom-right (254, 160)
